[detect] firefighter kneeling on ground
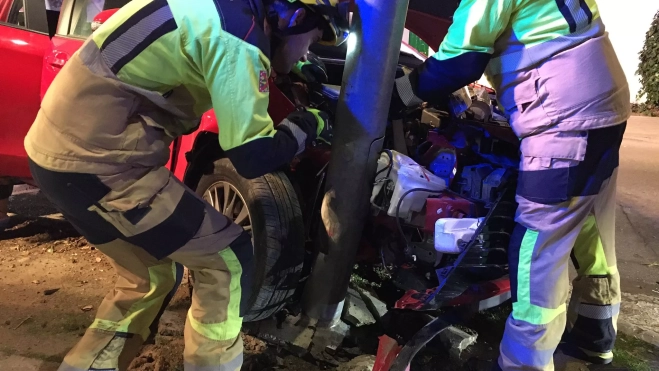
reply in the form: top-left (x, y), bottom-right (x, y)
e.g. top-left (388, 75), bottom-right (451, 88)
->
top-left (391, 0), bottom-right (629, 370)
top-left (24, 0), bottom-right (348, 370)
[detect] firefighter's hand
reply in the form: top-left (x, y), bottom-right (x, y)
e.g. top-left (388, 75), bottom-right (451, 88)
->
top-left (389, 74), bottom-right (426, 120)
top-left (292, 53), bottom-right (328, 84)
top-left (308, 108), bottom-right (332, 145)
top-left (285, 109), bottom-right (332, 147)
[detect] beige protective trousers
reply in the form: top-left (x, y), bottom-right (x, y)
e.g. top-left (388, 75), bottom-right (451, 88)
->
top-left (29, 159), bottom-right (253, 371)
top-left (497, 123), bottom-right (626, 370)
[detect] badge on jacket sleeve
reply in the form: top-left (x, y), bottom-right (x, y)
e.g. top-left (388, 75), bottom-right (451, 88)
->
top-left (259, 70), bottom-right (269, 93)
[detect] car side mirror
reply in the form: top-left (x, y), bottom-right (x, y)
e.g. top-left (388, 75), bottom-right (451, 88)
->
top-left (91, 8), bottom-right (119, 32)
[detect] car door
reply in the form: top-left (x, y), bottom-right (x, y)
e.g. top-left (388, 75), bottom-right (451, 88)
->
top-left (41, 0), bottom-right (128, 92)
top-left (42, 0), bottom-right (179, 171)
top-left (0, 0), bottom-right (51, 178)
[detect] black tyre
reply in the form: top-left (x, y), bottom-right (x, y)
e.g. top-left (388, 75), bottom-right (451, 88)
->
top-left (195, 159), bottom-right (305, 322)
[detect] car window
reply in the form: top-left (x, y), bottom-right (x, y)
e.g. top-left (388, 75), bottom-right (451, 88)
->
top-left (0, 0), bottom-right (50, 33)
top-left (69, 0), bottom-right (128, 38)
top-left (0, 0), bottom-right (26, 27)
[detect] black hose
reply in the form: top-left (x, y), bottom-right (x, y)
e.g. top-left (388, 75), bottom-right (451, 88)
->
top-left (375, 149), bottom-right (394, 178)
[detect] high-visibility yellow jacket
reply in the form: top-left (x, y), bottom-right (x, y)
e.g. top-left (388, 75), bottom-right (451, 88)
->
top-left (25, 0), bottom-right (297, 179)
top-left (396, 0), bottom-right (630, 139)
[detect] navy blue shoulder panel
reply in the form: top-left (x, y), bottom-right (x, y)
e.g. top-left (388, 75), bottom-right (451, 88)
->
top-left (212, 0), bottom-right (270, 58)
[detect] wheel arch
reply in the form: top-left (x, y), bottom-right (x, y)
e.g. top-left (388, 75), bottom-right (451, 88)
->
top-left (180, 131), bottom-right (225, 191)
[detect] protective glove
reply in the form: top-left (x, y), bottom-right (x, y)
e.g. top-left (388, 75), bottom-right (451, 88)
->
top-left (389, 74), bottom-right (425, 120)
top-left (307, 108), bottom-right (332, 145)
top-left (292, 53), bottom-right (328, 84)
top-left (284, 108), bottom-right (332, 152)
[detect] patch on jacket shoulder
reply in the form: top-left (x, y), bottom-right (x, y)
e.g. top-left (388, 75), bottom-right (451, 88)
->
top-left (259, 70), bottom-right (269, 93)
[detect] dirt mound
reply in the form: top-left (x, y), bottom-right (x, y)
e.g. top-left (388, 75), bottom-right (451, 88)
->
top-left (130, 340), bottom-right (185, 371)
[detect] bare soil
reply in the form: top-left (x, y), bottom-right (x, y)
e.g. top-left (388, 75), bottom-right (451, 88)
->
top-left (1, 191), bottom-right (658, 371)
top-left (0, 192), bottom-right (328, 371)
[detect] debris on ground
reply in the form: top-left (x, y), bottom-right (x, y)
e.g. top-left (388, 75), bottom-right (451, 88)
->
top-left (44, 288), bottom-right (60, 296)
top-left (2, 184), bottom-right (659, 371)
top-left (439, 326), bottom-right (478, 359)
top-left (343, 287), bottom-right (376, 327)
top-left (248, 314), bottom-right (316, 356)
top-left (12, 316), bottom-right (32, 330)
top-left (337, 355), bottom-right (376, 371)
top-left (243, 334), bottom-right (267, 353)
top-left (129, 340), bottom-right (185, 371)
top-left (353, 286), bottom-right (388, 321)
top-left (310, 320), bottom-right (351, 365)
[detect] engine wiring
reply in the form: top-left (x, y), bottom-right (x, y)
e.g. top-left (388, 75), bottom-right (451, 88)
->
top-left (372, 150), bottom-right (396, 213)
top-left (375, 149), bottom-right (394, 178)
top-left (377, 149), bottom-right (507, 268)
top-left (393, 187), bottom-right (484, 247)
top-left (395, 187), bottom-right (445, 252)
top-left (392, 187), bottom-right (496, 260)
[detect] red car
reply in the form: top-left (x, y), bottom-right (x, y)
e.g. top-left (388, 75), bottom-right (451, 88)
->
top-left (0, 0), bottom-right (306, 321)
top-left (0, 0), bottom-right (514, 322)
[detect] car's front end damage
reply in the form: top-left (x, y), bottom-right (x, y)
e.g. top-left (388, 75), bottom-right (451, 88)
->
top-left (263, 4), bottom-right (521, 363)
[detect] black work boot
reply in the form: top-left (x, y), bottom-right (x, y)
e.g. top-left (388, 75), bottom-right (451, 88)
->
top-left (557, 343), bottom-right (613, 365)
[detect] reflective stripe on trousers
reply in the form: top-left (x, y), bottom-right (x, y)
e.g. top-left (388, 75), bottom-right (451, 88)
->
top-left (54, 205), bottom-right (251, 371)
top-left (499, 123), bottom-right (625, 370)
top-left (28, 162), bottom-right (251, 371)
top-left (56, 239), bottom-right (182, 371)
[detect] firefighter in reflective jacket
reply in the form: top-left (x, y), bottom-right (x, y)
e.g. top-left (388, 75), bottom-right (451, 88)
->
top-left (390, 0), bottom-right (629, 370)
top-left (24, 0), bottom-right (349, 370)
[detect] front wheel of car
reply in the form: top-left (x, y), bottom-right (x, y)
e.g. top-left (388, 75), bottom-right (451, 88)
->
top-left (195, 159), bottom-right (305, 322)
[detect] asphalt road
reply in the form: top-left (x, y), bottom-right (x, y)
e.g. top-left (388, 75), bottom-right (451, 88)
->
top-left (615, 115), bottom-right (659, 294)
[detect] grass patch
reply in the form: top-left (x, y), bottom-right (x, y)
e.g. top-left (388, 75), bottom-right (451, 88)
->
top-left (482, 302), bottom-right (512, 323)
top-left (614, 333), bottom-right (655, 371)
top-left (350, 272), bottom-right (381, 289)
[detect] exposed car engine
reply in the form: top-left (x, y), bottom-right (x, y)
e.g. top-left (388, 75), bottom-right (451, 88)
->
top-left (362, 98), bottom-right (520, 309)
top-left (280, 55), bottom-right (520, 312)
